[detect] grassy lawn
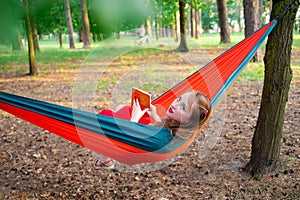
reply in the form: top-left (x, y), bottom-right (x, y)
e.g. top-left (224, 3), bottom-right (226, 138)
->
top-left (0, 32), bottom-right (299, 82)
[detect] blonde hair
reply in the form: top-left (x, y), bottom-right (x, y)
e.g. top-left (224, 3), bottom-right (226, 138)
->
top-left (154, 91), bottom-right (211, 139)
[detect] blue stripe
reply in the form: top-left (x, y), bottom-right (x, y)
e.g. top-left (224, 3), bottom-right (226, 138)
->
top-left (0, 91), bottom-right (179, 153)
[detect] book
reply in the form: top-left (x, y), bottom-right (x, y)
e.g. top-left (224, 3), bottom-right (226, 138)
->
top-left (131, 87), bottom-right (151, 110)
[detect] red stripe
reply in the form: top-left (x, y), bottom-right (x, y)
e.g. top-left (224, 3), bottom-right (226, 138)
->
top-left (153, 21), bottom-right (274, 115)
top-left (1, 102), bottom-right (192, 164)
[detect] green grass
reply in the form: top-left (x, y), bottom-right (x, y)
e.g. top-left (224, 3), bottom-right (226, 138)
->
top-left (238, 62), bottom-right (265, 81)
top-left (292, 34), bottom-right (300, 50)
top-left (196, 32), bottom-right (245, 47)
top-left (0, 32), bottom-right (299, 81)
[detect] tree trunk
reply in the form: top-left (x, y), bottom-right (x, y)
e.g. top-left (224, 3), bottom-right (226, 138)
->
top-left (146, 17), bottom-right (152, 39)
top-left (78, 28), bottom-right (83, 42)
top-left (195, 9), bottom-right (201, 39)
top-left (64, 0), bottom-right (75, 49)
top-left (58, 19), bottom-right (63, 48)
top-left (80, 0), bottom-right (91, 49)
top-left (258, 0), bottom-right (263, 27)
top-left (243, 0), bottom-right (260, 61)
top-left (216, 0), bottom-right (231, 43)
top-left (175, 9), bottom-right (180, 42)
top-left (299, 17), bottom-right (300, 33)
top-left (28, 1), bottom-right (40, 52)
top-left (246, 0), bottom-right (299, 179)
top-left (30, 16), bottom-right (40, 52)
top-left (172, 24), bottom-right (178, 42)
top-left (176, 0), bottom-right (189, 52)
top-left (190, 5), bottom-right (195, 37)
top-left (23, 0), bottom-right (37, 76)
top-left (32, 24), bottom-right (40, 52)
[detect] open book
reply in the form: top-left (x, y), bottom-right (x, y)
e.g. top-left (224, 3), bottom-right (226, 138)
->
top-left (131, 87), bottom-right (151, 110)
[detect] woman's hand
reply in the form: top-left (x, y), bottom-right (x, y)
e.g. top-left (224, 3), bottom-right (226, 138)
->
top-left (130, 99), bottom-right (149, 122)
top-left (147, 104), bottom-right (162, 122)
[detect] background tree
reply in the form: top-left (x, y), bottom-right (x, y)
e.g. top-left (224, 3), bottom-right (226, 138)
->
top-left (80, 0), bottom-right (91, 48)
top-left (246, 0), bottom-right (299, 178)
top-left (194, 2), bottom-right (201, 39)
top-left (23, 0), bottom-right (38, 75)
top-left (28, 1), bottom-right (40, 52)
top-left (190, 1), bottom-right (196, 37)
top-left (176, 0), bottom-right (189, 52)
top-left (243, 0), bottom-right (260, 61)
top-left (64, 0), bottom-right (75, 49)
top-left (216, 0), bottom-right (231, 43)
top-left (201, 1), bottom-right (217, 33)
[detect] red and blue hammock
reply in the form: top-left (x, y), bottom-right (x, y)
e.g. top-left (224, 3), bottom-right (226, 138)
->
top-left (0, 20), bottom-right (277, 165)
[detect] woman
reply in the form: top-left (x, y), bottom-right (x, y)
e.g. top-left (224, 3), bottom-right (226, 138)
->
top-left (95, 90), bottom-right (211, 169)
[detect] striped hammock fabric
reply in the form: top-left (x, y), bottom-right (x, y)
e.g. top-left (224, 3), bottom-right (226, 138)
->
top-left (0, 20), bottom-right (277, 165)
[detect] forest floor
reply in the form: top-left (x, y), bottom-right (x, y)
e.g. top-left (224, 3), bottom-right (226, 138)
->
top-left (0, 46), bottom-right (299, 199)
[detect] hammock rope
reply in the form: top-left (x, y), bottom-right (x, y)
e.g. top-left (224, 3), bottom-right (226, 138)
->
top-left (0, 13), bottom-right (287, 164)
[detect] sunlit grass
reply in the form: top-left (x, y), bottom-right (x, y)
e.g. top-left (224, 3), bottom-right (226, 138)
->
top-left (0, 32), bottom-right (299, 81)
top-left (238, 62), bottom-right (265, 81)
top-left (293, 34), bottom-right (300, 50)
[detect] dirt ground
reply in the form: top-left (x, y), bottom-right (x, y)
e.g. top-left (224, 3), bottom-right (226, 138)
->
top-left (0, 50), bottom-right (299, 199)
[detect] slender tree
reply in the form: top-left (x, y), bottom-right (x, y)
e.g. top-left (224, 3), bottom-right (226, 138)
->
top-left (31, 18), bottom-right (40, 52)
top-left (190, 3), bottom-right (195, 37)
top-left (64, 0), bottom-right (75, 49)
top-left (23, 0), bottom-right (38, 75)
top-left (216, 0), bottom-right (231, 43)
top-left (246, 0), bottom-right (299, 178)
top-left (243, 0), bottom-right (260, 61)
top-left (176, 0), bottom-right (189, 52)
top-left (195, 9), bottom-right (201, 39)
top-left (27, 1), bottom-right (40, 52)
top-left (80, 0), bottom-right (91, 49)
top-left (174, 6), bottom-right (180, 42)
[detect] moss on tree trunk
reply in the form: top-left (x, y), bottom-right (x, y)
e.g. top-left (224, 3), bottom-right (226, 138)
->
top-left (246, 0), bottom-right (299, 179)
top-left (24, 0), bottom-right (38, 76)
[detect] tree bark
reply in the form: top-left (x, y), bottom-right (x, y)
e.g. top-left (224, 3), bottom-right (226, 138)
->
top-left (174, 9), bottom-right (180, 42)
top-left (190, 5), bottom-right (195, 37)
top-left (246, 0), bottom-right (299, 179)
top-left (78, 28), bottom-right (83, 42)
top-left (176, 0), bottom-right (189, 52)
top-left (154, 16), bottom-right (159, 40)
top-left (216, 0), bottom-right (231, 43)
top-left (32, 23), bottom-right (40, 52)
top-left (23, 0), bottom-right (38, 76)
top-left (146, 17), bottom-right (152, 39)
top-left (195, 9), bottom-right (201, 39)
top-left (80, 0), bottom-right (91, 49)
top-left (27, 1), bottom-right (40, 52)
top-left (243, 0), bottom-right (260, 61)
top-left (64, 0), bottom-right (75, 49)
top-left (58, 18), bottom-right (63, 48)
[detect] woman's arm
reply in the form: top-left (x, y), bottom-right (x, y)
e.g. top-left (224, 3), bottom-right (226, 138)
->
top-left (147, 104), bottom-right (162, 123)
top-left (130, 100), bottom-right (162, 123)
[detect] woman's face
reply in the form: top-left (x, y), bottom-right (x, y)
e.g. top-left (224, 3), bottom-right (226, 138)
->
top-left (166, 92), bottom-right (197, 123)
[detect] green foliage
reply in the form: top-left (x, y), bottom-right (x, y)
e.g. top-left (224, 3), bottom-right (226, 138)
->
top-left (89, 0), bottom-right (152, 36)
top-left (154, 0), bottom-right (178, 27)
top-left (201, 0), bottom-right (218, 32)
top-left (0, 0), bottom-right (24, 45)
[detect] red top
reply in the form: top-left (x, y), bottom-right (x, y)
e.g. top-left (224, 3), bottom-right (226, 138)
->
top-left (99, 106), bottom-right (151, 125)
